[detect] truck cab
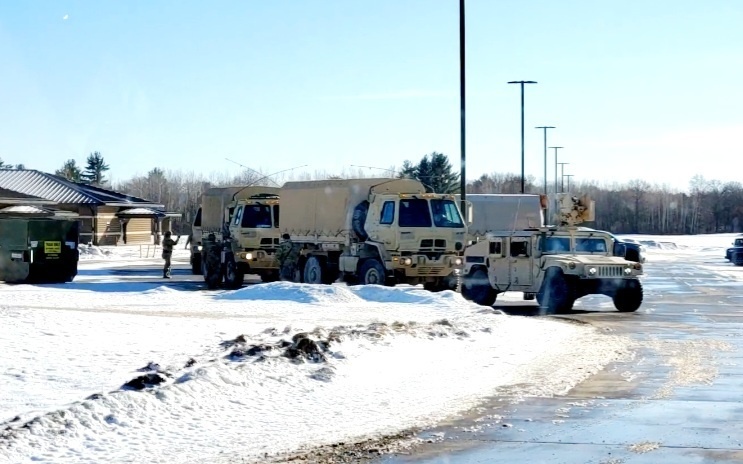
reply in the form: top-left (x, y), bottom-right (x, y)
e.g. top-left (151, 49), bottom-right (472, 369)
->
top-left (227, 194), bottom-right (281, 282)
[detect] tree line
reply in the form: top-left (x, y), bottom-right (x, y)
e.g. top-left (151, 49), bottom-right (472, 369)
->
top-left (35, 151), bottom-right (743, 235)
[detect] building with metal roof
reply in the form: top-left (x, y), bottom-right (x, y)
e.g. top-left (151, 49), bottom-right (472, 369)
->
top-left (0, 169), bottom-right (181, 245)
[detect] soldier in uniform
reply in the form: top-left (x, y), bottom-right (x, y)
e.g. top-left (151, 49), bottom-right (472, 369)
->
top-left (276, 233), bottom-right (300, 281)
top-left (161, 231), bottom-right (180, 278)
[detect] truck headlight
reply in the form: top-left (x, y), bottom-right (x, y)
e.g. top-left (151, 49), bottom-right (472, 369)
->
top-left (401, 257), bottom-right (412, 265)
top-left (241, 252), bottom-right (253, 260)
top-left (196, 245), bottom-right (202, 251)
top-left (588, 267), bottom-right (597, 275)
top-left (453, 257), bottom-right (463, 266)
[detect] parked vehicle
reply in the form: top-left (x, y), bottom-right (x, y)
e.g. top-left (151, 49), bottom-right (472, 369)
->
top-left (278, 178), bottom-right (470, 290)
top-left (726, 235), bottom-right (743, 265)
top-left (460, 194), bottom-right (644, 314)
top-left (197, 186), bottom-right (281, 289)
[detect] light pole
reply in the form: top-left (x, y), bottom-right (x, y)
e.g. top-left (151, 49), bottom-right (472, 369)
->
top-left (548, 146), bottom-right (563, 195)
top-left (508, 80), bottom-right (537, 193)
top-left (535, 126), bottom-right (555, 195)
top-left (557, 162), bottom-right (569, 192)
top-left (459, 0), bottom-right (467, 221)
top-left (564, 174), bottom-right (574, 192)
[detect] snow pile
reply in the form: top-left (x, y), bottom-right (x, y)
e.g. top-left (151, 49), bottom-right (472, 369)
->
top-left (0, 277), bottom-right (632, 463)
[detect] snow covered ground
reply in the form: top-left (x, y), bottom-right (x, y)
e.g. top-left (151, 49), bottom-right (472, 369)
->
top-left (0, 233), bottom-right (740, 463)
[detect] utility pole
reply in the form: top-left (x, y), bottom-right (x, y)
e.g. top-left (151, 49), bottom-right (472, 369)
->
top-left (557, 162), bottom-right (569, 192)
top-left (508, 80), bottom-right (537, 193)
top-left (458, 0), bottom-right (467, 221)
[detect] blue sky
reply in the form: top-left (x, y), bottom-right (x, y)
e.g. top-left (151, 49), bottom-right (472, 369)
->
top-left (1, 0), bottom-right (741, 191)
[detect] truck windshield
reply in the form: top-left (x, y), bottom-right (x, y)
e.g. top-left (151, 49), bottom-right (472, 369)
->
top-left (399, 199), bottom-right (432, 227)
top-left (240, 205), bottom-right (273, 228)
top-left (431, 199), bottom-right (464, 228)
top-left (575, 237), bottom-right (607, 253)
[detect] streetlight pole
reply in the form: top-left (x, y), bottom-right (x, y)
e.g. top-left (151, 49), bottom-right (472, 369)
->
top-left (557, 162), bottom-right (569, 192)
top-left (548, 146), bottom-right (563, 195)
top-left (535, 126), bottom-right (555, 195)
top-left (508, 80), bottom-right (537, 193)
top-left (564, 174), bottom-right (574, 192)
top-left (459, 0), bottom-right (467, 222)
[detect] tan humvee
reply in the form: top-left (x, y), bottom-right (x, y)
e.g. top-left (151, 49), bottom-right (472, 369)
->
top-left (461, 194), bottom-right (644, 313)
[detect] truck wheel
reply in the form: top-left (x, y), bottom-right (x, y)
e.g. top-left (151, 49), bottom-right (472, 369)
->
top-left (191, 253), bottom-right (202, 275)
top-left (303, 256), bottom-right (325, 285)
top-left (537, 269), bottom-right (570, 315)
top-left (462, 269), bottom-right (497, 306)
top-left (224, 255), bottom-right (245, 289)
top-left (613, 280), bottom-right (643, 312)
top-left (359, 259), bottom-right (388, 286)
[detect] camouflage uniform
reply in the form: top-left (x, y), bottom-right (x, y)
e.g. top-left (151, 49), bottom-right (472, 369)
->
top-left (161, 232), bottom-right (180, 278)
top-left (276, 237), bottom-right (300, 281)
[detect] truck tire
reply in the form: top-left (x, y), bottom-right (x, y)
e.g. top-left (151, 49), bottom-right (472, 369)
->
top-left (224, 254), bottom-right (244, 289)
top-left (303, 256), bottom-right (325, 285)
top-left (461, 269), bottom-right (497, 306)
top-left (191, 253), bottom-right (202, 275)
top-left (613, 280), bottom-right (643, 312)
top-left (358, 259), bottom-right (387, 286)
top-left (537, 268), bottom-right (570, 315)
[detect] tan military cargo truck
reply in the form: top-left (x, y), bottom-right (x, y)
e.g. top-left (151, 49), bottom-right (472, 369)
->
top-left (279, 178), bottom-right (470, 290)
top-left (197, 186), bottom-right (281, 289)
top-left (455, 194), bottom-right (546, 242)
top-left (460, 193), bottom-right (644, 314)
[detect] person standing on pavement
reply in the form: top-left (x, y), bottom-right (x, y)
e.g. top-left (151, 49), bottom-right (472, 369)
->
top-left (162, 231), bottom-right (180, 278)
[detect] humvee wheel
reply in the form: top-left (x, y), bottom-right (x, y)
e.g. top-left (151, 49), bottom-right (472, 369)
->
top-left (613, 280), bottom-right (643, 312)
top-left (224, 254), bottom-right (244, 289)
top-left (537, 269), bottom-right (570, 315)
top-left (191, 253), bottom-right (202, 275)
top-left (359, 259), bottom-right (388, 286)
top-left (462, 269), bottom-right (497, 306)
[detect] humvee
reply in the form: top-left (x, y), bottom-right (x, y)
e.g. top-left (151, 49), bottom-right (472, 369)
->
top-left (460, 194), bottom-right (644, 314)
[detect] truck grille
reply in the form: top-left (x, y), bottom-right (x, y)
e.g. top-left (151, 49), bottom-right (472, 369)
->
top-left (417, 266), bottom-right (446, 276)
top-left (260, 238), bottom-right (280, 249)
top-left (595, 266), bottom-right (624, 277)
top-left (420, 239), bottom-right (447, 251)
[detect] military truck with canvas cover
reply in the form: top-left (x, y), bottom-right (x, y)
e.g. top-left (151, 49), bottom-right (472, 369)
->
top-left (455, 194), bottom-right (545, 242)
top-left (460, 194), bottom-right (644, 314)
top-left (278, 178), bottom-right (469, 290)
top-left (198, 186), bottom-right (281, 289)
top-left (0, 208), bottom-right (80, 284)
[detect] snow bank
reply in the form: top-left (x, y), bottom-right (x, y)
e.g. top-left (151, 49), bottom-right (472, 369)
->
top-left (0, 277), bottom-right (632, 463)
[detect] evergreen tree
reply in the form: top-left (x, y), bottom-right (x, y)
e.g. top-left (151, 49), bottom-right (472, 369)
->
top-left (55, 159), bottom-right (83, 182)
top-left (82, 151), bottom-right (110, 185)
top-left (398, 152), bottom-right (460, 193)
top-left (0, 158), bottom-right (6, 168)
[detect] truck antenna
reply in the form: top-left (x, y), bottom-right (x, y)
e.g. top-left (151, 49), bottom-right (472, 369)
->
top-left (230, 164), bottom-right (309, 201)
top-left (225, 158), bottom-right (282, 187)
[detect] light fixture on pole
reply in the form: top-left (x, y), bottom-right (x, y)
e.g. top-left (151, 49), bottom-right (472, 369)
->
top-left (508, 80), bottom-right (537, 193)
top-left (557, 162), bottom-right (569, 192)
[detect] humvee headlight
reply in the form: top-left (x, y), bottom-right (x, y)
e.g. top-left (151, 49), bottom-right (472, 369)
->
top-left (588, 267), bottom-right (597, 275)
top-left (624, 267), bottom-right (632, 275)
top-left (568, 262), bottom-right (576, 269)
top-left (453, 257), bottom-right (463, 266)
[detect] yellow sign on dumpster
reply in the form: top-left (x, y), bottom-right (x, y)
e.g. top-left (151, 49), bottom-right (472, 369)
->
top-left (44, 241), bottom-right (62, 254)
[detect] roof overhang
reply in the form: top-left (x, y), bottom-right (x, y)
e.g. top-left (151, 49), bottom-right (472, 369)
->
top-left (105, 202), bottom-right (165, 209)
top-left (115, 208), bottom-right (182, 219)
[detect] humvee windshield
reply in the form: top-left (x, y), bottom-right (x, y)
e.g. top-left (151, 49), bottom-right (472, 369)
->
top-left (735, 239), bottom-right (743, 247)
top-left (575, 237), bottom-right (608, 253)
top-left (241, 205), bottom-right (273, 228)
top-left (538, 235), bottom-right (608, 254)
top-left (398, 198), bottom-right (464, 228)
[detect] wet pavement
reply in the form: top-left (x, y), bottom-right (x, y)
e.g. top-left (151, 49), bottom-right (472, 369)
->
top-left (376, 255), bottom-right (743, 464)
